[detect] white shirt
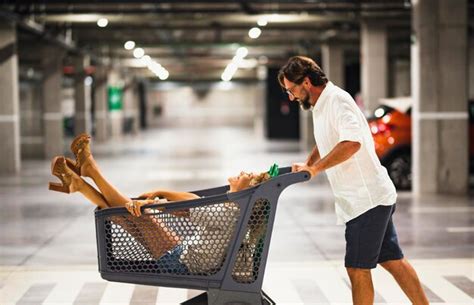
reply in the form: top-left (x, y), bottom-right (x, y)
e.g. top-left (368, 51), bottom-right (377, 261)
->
top-left (180, 202), bottom-right (240, 273)
top-left (312, 82), bottom-right (397, 224)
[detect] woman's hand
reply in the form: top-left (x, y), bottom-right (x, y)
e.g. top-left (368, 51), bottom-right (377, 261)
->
top-left (137, 191), bottom-right (160, 200)
top-left (125, 200), bottom-right (153, 217)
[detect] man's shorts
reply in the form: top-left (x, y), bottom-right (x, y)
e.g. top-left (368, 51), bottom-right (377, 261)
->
top-left (344, 204), bottom-right (404, 269)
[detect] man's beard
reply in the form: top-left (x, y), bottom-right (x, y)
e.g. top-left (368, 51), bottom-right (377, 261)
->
top-left (296, 94), bottom-right (313, 111)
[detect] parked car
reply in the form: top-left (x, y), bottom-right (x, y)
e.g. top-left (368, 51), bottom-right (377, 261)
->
top-left (368, 98), bottom-right (474, 190)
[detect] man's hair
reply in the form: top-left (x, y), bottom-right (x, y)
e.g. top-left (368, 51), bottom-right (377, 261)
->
top-left (278, 56), bottom-right (328, 88)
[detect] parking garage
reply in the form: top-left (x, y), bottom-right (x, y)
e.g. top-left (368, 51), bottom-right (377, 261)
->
top-left (0, 1), bottom-right (473, 304)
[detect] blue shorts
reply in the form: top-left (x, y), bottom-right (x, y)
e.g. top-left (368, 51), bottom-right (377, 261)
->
top-left (344, 204), bottom-right (404, 269)
top-left (157, 245), bottom-right (189, 274)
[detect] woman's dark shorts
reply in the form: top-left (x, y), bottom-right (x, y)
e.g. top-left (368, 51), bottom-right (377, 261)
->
top-left (344, 204), bottom-right (404, 269)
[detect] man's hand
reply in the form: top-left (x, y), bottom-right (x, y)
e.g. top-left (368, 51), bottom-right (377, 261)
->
top-left (292, 162), bottom-right (319, 178)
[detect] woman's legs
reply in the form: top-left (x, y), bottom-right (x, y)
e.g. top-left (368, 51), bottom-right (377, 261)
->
top-left (69, 147), bottom-right (179, 258)
top-left (76, 178), bottom-right (109, 209)
top-left (50, 156), bottom-right (109, 209)
top-left (81, 157), bottom-right (130, 207)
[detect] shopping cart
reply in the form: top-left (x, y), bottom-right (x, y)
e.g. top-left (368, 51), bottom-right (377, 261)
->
top-left (94, 167), bottom-right (310, 304)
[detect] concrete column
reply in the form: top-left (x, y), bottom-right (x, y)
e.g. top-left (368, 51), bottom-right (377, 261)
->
top-left (122, 79), bottom-right (139, 135)
top-left (94, 66), bottom-right (108, 142)
top-left (253, 65), bottom-right (267, 139)
top-left (322, 43), bottom-right (345, 88)
top-left (0, 22), bottom-right (20, 173)
top-left (300, 110), bottom-right (316, 151)
top-left (361, 20), bottom-right (388, 114)
top-left (20, 82), bottom-right (43, 159)
top-left (41, 47), bottom-right (65, 159)
top-left (412, 0), bottom-right (468, 194)
top-left (393, 59), bottom-right (411, 97)
top-left (469, 36), bottom-right (474, 100)
top-left (108, 70), bottom-right (124, 139)
top-left (74, 55), bottom-right (92, 135)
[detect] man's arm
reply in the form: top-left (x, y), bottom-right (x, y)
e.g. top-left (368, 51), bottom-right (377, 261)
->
top-left (305, 145), bottom-right (321, 166)
top-left (294, 141), bottom-right (361, 177)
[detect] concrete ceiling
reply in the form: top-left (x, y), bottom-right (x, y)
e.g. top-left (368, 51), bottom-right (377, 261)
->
top-left (1, 0), bottom-right (467, 82)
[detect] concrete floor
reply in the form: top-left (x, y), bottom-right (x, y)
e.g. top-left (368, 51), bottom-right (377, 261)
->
top-left (0, 126), bottom-right (473, 304)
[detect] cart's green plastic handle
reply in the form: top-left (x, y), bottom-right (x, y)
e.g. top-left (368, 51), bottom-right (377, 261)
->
top-left (267, 163), bottom-right (279, 178)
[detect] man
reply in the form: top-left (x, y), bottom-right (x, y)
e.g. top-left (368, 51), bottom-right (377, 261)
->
top-left (278, 56), bottom-right (428, 305)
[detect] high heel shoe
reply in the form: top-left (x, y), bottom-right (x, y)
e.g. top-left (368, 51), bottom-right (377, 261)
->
top-left (70, 133), bottom-right (92, 176)
top-left (48, 156), bottom-right (81, 193)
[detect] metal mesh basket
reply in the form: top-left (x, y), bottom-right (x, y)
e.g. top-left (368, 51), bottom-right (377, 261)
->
top-left (95, 167), bottom-right (310, 304)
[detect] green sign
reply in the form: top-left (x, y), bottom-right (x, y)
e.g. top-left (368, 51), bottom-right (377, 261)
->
top-left (108, 86), bottom-right (123, 111)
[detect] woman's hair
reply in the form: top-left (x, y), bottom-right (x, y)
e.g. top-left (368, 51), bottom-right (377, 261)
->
top-left (249, 172), bottom-right (271, 187)
top-left (278, 56), bottom-right (328, 88)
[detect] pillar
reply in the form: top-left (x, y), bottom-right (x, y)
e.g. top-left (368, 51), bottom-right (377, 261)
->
top-left (74, 55), bottom-right (92, 135)
top-left (412, 0), bottom-right (468, 194)
top-left (108, 69), bottom-right (124, 139)
top-left (300, 110), bottom-right (316, 151)
top-left (122, 79), bottom-right (139, 135)
top-left (393, 59), bottom-right (411, 97)
top-left (20, 82), bottom-right (43, 159)
top-left (0, 22), bottom-right (20, 173)
top-left (41, 46), bottom-right (65, 159)
top-left (361, 20), bottom-right (388, 114)
top-left (94, 66), bottom-right (108, 142)
top-left (322, 43), bottom-right (345, 88)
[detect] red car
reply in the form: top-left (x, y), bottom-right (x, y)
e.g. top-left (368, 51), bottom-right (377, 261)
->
top-left (369, 98), bottom-right (474, 190)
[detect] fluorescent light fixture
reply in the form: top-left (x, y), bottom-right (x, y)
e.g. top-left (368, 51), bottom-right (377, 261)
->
top-left (257, 18), bottom-right (268, 26)
top-left (84, 76), bottom-right (93, 86)
top-left (140, 55), bottom-right (151, 64)
top-left (248, 27), bottom-right (261, 39)
top-left (133, 47), bottom-right (145, 58)
top-left (235, 47), bottom-right (248, 58)
top-left (124, 40), bottom-right (135, 50)
top-left (158, 70), bottom-right (169, 80)
top-left (97, 18), bottom-right (108, 27)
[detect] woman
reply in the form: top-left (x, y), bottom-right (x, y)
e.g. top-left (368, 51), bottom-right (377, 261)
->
top-left (48, 133), bottom-right (271, 276)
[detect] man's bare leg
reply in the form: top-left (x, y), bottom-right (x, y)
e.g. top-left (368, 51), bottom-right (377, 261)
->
top-left (380, 258), bottom-right (429, 305)
top-left (346, 268), bottom-right (374, 305)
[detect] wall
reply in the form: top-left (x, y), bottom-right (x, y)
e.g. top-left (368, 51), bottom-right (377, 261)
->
top-left (147, 82), bottom-right (261, 127)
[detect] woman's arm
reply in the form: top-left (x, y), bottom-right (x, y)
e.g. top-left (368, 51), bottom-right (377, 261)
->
top-left (138, 189), bottom-right (200, 201)
top-left (131, 189), bottom-right (200, 218)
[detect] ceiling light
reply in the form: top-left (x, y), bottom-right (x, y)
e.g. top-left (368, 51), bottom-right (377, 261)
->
top-left (97, 18), bottom-right (108, 28)
top-left (248, 27), bottom-right (261, 39)
top-left (235, 47), bottom-right (248, 58)
top-left (124, 40), bottom-right (135, 50)
top-left (84, 76), bottom-right (93, 86)
top-left (221, 74), bottom-right (232, 82)
top-left (257, 18), bottom-right (268, 27)
top-left (133, 48), bottom-right (145, 58)
top-left (140, 55), bottom-right (151, 63)
top-left (158, 70), bottom-right (169, 80)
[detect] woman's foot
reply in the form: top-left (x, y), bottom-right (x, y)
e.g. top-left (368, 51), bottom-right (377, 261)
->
top-left (48, 156), bottom-right (83, 193)
top-left (70, 133), bottom-right (95, 177)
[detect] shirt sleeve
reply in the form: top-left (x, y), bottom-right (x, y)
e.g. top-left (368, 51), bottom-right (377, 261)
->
top-left (333, 99), bottom-right (362, 144)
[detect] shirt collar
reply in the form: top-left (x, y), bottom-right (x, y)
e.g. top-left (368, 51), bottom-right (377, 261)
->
top-left (313, 81), bottom-right (334, 112)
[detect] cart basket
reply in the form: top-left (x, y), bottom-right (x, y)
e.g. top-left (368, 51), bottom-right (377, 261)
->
top-left (95, 167), bottom-right (310, 304)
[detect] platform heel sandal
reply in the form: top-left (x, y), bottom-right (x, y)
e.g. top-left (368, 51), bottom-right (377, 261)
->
top-left (70, 133), bottom-right (92, 176)
top-left (48, 156), bottom-right (80, 193)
